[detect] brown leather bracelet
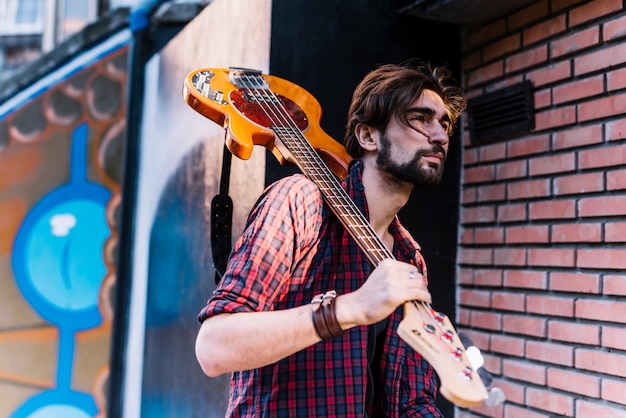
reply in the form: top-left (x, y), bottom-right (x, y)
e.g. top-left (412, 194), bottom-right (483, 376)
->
top-left (320, 297), bottom-right (345, 338)
top-left (311, 291), bottom-right (344, 340)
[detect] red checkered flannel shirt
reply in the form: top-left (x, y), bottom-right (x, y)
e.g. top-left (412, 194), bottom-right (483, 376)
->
top-left (198, 160), bottom-right (442, 417)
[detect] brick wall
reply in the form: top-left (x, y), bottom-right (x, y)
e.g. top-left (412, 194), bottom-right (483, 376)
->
top-left (457, 0), bottom-right (626, 417)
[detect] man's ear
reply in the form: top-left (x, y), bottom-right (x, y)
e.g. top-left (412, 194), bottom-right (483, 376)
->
top-left (355, 123), bottom-right (379, 151)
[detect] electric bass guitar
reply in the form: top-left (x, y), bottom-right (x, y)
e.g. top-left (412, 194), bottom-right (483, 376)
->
top-left (183, 67), bottom-right (489, 408)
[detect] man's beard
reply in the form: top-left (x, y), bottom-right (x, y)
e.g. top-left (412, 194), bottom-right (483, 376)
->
top-left (376, 133), bottom-right (446, 186)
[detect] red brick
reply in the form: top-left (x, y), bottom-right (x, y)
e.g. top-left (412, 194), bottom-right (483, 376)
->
top-left (504, 270), bottom-right (547, 289)
top-left (607, 168), bottom-right (626, 191)
top-left (527, 294), bottom-right (574, 317)
top-left (551, 26), bottom-right (600, 58)
top-left (490, 334), bottom-right (525, 357)
top-left (602, 378), bottom-right (626, 404)
top-left (547, 368), bottom-right (600, 397)
top-left (505, 225), bottom-right (549, 243)
top-left (606, 118), bottom-right (626, 141)
top-left (461, 205), bottom-right (496, 224)
top-left (461, 187), bottom-right (476, 204)
top-left (458, 247), bottom-right (494, 265)
top-left (552, 124), bottom-right (603, 150)
top-left (457, 308), bottom-right (471, 326)
top-left (605, 221), bottom-right (626, 242)
top-left (527, 340), bottom-right (574, 366)
top-left (483, 34), bottom-right (521, 62)
top-left (535, 105), bottom-right (576, 130)
top-left (602, 325), bottom-right (626, 350)
top-left (576, 400), bottom-right (626, 418)
top-left (494, 378), bottom-right (525, 405)
top-left (579, 195), bottom-right (626, 217)
top-left (534, 88), bottom-right (552, 109)
top-left (505, 45), bottom-right (548, 73)
top-left (470, 311), bottom-right (502, 331)
top-left (569, 0), bottom-right (623, 27)
top-left (578, 248), bottom-right (626, 269)
top-left (467, 61), bottom-right (505, 87)
top-left (576, 299), bottom-right (626, 324)
top-left (550, 272), bottom-right (600, 293)
top-left (460, 227), bottom-right (474, 244)
top-left (497, 203), bottom-right (527, 223)
top-left (496, 160), bottom-right (527, 180)
top-left (508, 0), bottom-right (550, 30)
top-left (458, 329), bottom-right (491, 351)
top-left (553, 172), bottom-right (604, 196)
top-left (474, 226), bottom-right (504, 244)
top-left (552, 75), bottom-right (604, 104)
top-left (508, 179), bottom-right (551, 200)
top-left (575, 43), bottom-right (626, 76)
top-left (464, 165), bottom-right (496, 184)
top-left (478, 142), bottom-right (507, 162)
top-left (491, 291), bottom-right (525, 311)
top-left (458, 268), bottom-right (474, 285)
top-left (575, 347), bottom-right (626, 378)
top-left (529, 248), bottom-right (576, 268)
top-left (494, 247), bottom-right (527, 266)
top-left (529, 199), bottom-right (576, 220)
top-left (459, 289), bottom-right (492, 308)
top-left (604, 274), bottom-right (626, 295)
top-left (551, 222), bottom-right (602, 243)
top-left (523, 15), bottom-right (567, 46)
top-left (525, 387), bottom-right (574, 416)
top-left (463, 148), bottom-right (479, 165)
top-left (607, 67), bottom-right (626, 91)
top-left (473, 268), bottom-right (503, 287)
top-left (527, 60), bottom-right (572, 87)
top-left (504, 404), bottom-right (550, 418)
top-left (603, 14), bottom-right (626, 41)
top-left (462, 19), bottom-right (507, 52)
top-left (508, 134), bottom-right (550, 157)
top-left (502, 358), bottom-right (546, 385)
top-left (579, 92), bottom-right (626, 122)
top-left (578, 144), bottom-right (626, 169)
top-left (548, 320), bottom-right (600, 345)
top-left (553, 0), bottom-right (587, 13)
top-left (503, 314), bottom-right (546, 337)
top-left (477, 184), bottom-right (506, 202)
top-left (529, 153), bottom-right (576, 176)
top-left (461, 50), bottom-right (482, 71)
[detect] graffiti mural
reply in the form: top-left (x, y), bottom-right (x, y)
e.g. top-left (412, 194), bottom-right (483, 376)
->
top-left (0, 32), bottom-right (129, 417)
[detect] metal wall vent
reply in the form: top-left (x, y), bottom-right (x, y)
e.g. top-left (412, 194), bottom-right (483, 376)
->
top-left (467, 80), bottom-right (535, 145)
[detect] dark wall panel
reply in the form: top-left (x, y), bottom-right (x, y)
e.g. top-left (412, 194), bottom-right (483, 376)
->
top-left (269, 1), bottom-right (462, 415)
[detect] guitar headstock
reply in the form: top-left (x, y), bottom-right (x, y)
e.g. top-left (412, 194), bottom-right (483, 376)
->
top-left (397, 301), bottom-right (488, 408)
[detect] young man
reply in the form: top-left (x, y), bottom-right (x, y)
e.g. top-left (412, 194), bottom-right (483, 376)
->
top-left (196, 62), bottom-right (466, 417)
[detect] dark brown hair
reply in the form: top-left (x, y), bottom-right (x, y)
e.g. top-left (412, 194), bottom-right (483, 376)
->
top-left (343, 61), bottom-right (466, 158)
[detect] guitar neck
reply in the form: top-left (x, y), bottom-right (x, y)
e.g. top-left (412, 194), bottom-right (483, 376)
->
top-left (274, 127), bottom-right (392, 267)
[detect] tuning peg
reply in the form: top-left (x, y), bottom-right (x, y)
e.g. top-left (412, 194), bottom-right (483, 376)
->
top-left (458, 332), bottom-right (507, 406)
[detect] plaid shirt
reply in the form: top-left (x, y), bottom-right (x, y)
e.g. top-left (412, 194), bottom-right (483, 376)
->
top-left (199, 160), bottom-right (442, 417)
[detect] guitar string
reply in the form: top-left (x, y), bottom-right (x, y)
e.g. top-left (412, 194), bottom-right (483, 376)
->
top-left (234, 72), bottom-right (465, 362)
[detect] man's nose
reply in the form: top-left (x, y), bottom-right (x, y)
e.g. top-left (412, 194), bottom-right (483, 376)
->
top-left (429, 122), bottom-right (449, 146)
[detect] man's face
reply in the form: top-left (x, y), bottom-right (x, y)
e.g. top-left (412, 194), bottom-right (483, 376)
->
top-left (375, 89), bottom-right (450, 186)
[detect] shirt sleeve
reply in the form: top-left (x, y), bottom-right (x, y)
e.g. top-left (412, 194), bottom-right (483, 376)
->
top-left (198, 174), bottom-right (323, 322)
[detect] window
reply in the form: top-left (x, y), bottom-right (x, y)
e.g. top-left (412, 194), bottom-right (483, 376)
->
top-left (15, 0), bottom-right (42, 24)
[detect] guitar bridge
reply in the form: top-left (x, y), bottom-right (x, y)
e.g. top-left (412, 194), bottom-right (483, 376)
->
top-left (229, 67), bottom-right (269, 90)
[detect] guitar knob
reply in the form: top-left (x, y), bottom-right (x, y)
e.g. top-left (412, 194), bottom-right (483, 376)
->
top-left (461, 366), bottom-right (474, 381)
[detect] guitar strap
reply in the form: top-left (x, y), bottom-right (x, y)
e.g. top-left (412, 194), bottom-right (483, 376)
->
top-left (210, 142), bottom-right (233, 284)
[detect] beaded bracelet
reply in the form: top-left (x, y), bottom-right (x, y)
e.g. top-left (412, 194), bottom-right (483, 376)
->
top-left (311, 290), bottom-right (345, 340)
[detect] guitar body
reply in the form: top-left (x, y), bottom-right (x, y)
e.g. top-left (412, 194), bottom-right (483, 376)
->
top-left (183, 67), bottom-right (350, 178)
top-left (183, 67), bottom-right (487, 408)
